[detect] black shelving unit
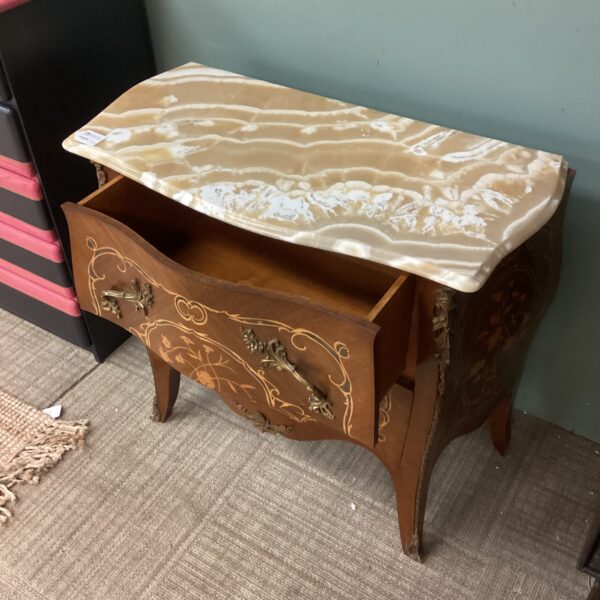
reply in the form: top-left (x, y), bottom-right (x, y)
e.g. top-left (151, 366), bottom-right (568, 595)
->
top-left (0, 0), bottom-right (155, 360)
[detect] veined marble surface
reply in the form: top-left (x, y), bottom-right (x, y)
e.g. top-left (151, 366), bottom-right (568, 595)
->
top-left (63, 63), bottom-right (567, 292)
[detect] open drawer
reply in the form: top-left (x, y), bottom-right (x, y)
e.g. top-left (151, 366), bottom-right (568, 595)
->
top-left (63, 176), bottom-right (415, 447)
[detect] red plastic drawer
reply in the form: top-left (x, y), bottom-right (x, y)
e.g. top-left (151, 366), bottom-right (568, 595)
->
top-left (0, 155), bottom-right (35, 177)
top-left (0, 1), bottom-right (30, 14)
top-left (0, 211), bottom-right (56, 242)
top-left (0, 257), bottom-right (74, 298)
top-left (0, 237), bottom-right (72, 287)
top-left (0, 213), bottom-right (62, 262)
top-left (0, 166), bottom-right (53, 231)
top-left (0, 165), bottom-right (42, 199)
top-left (0, 259), bottom-right (80, 316)
top-left (0, 282), bottom-right (90, 347)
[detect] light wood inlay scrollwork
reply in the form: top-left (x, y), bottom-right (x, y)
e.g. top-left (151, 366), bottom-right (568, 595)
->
top-left (84, 237), bottom-right (355, 431)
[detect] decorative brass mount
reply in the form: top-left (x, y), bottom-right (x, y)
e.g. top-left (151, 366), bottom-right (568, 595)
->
top-left (91, 160), bottom-right (107, 187)
top-left (240, 327), bottom-right (334, 419)
top-left (233, 401), bottom-right (291, 435)
top-left (100, 279), bottom-right (153, 319)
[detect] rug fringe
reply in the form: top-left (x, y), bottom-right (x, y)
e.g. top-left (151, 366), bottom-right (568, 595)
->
top-left (0, 484), bottom-right (16, 523)
top-left (0, 418), bottom-right (89, 523)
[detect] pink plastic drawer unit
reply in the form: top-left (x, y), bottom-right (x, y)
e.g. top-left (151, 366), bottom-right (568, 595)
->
top-left (0, 165), bottom-right (42, 199)
top-left (0, 281), bottom-right (90, 347)
top-left (0, 1), bottom-right (30, 14)
top-left (0, 211), bottom-right (57, 243)
top-left (0, 257), bottom-right (74, 299)
top-left (0, 155), bottom-right (35, 177)
top-left (0, 259), bottom-right (80, 316)
top-left (0, 237), bottom-right (71, 288)
top-left (0, 166), bottom-right (55, 231)
top-left (0, 214), bottom-right (62, 262)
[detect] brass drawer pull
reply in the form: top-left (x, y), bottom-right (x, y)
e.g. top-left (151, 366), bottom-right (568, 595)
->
top-left (241, 327), bottom-right (334, 419)
top-left (100, 279), bottom-right (152, 319)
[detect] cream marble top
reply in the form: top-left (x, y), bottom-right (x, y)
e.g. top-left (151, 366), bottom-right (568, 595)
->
top-left (63, 63), bottom-right (567, 292)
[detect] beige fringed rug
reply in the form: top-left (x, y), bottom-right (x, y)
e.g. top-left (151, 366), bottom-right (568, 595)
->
top-left (0, 388), bottom-right (89, 523)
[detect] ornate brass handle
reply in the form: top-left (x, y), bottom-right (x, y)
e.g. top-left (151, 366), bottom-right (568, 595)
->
top-left (100, 279), bottom-right (152, 319)
top-left (240, 327), bottom-right (334, 419)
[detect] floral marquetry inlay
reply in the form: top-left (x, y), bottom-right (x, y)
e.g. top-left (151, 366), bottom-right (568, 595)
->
top-left (155, 331), bottom-right (258, 399)
top-left (461, 264), bottom-right (540, 410)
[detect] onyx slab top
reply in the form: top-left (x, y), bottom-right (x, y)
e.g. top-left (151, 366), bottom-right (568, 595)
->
top-left (63, 63), bottom-right (567, 292)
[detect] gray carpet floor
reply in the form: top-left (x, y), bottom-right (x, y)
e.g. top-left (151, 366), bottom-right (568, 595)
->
top-left (0, 307), bottom-right (598, 600)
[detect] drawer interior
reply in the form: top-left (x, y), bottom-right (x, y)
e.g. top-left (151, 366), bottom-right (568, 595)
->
top-left (82, 177), bottom-right (406, 319)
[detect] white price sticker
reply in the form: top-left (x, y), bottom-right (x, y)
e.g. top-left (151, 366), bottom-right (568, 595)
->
top-left (74, 130), bottom-right (106, 147)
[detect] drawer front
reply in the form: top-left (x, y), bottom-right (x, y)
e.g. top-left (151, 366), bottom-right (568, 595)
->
top-left (0, 102), bottom-right (29, 162)
top-left (64, 202), bottom-right (382, 447)
top-left (0, 155), bottom-right (35, 177)
top-left (0, 186), bottom-right (52, 231)
top-left (0, 165), bottom-right (43, 199)
top-left (0, 281), bottom-right (90, 347)
top-left (0, 237), bottom-right (71, 287)
top-left (0, 213), bottom-right (61, 260)
top-left (0, 258), bottom-right (79, 315)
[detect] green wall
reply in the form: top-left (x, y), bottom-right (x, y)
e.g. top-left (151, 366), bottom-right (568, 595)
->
top-left (143, 0), bottom-right (600, 442)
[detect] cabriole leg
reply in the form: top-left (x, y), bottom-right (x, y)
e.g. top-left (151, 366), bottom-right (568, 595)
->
top-left (383, 447), bottom-right (436, 562)
top-left (489, 395), bottom-right (513, 456)
top-left (147, 348), bottom-right (181, 422)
